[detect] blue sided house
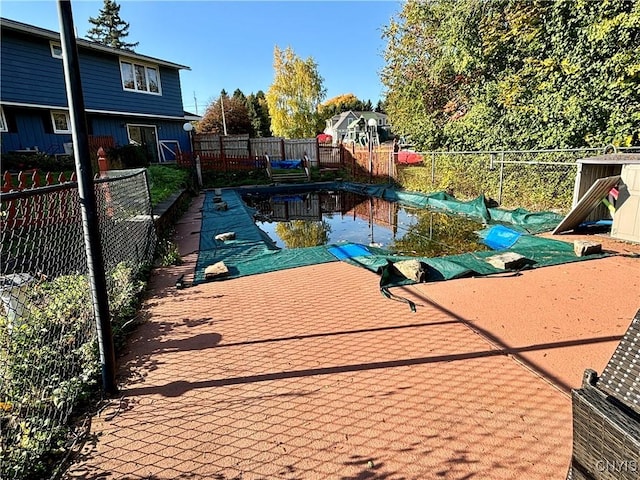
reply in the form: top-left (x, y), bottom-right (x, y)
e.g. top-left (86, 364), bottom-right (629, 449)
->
top-left (0, 17), bottom-right (199, 163)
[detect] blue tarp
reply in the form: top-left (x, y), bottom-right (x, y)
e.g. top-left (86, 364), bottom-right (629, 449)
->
top-left (327, 243), bottom-right (373, 260)
top-left (271, 160), bottom-right (302, 169)
top-left (482, 225), bottom-right (523, 250)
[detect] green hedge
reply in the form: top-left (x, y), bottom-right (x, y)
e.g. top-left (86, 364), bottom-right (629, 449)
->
top-left (397, 153), bottom-right (577, 213)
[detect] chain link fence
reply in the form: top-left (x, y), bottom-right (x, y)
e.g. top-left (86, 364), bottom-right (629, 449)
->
top-left (0, 168), bottom-right (157, 479)
top-left (394, 147), bottom-right (640, 213)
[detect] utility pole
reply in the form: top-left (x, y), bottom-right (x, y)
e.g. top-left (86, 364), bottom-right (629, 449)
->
top-left (220, 93), bottom-right (228, 136)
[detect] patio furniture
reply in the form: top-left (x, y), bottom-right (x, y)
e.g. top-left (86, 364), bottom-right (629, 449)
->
top-left (566, 308), bottom-right (640, 480)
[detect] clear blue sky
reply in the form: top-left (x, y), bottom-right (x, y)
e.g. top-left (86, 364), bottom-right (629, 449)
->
top-left (1, 0), bottom-right (402, 115)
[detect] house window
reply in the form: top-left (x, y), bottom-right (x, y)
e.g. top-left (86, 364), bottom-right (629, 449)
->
top-left (0, 108), bottom-right (7, 132)
top-left (120, 59), bottom-right (161, 94)
top-left (50, 42), bottom-right (63, 59)
top-left (51, 111), bottom-right (71, 134)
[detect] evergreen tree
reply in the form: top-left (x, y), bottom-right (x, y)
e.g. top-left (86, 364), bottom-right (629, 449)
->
top-left (232, 89), bottom-right (247, 104)
top-left (86, 0), bottom-right (138, 50)
top-left (247, 91), bottom-right (272, 137)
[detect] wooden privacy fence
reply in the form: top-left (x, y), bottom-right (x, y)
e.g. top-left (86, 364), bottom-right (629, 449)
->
top-left (88, 135), bottom-right (115, 152)
top-left (178, 135), bottom-right (322, 171)
top-left (178, 135), bottom-right (394, 178)
top-left (318, 143), bottom-right (343, 168)
top-left (343, 145), bottom-right (395, 181)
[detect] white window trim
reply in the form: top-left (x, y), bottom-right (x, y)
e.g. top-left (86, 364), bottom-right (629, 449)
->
top-left (119, 58), bottom-right (162, 95)
top-left (51, 111), bottom-right (71, 134)
top-left (50, 41), bottom-right (63, 59)
top-left (0, 107), bottom-right (7, 132)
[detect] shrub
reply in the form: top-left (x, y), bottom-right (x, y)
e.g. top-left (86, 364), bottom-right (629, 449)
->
top-left (0, 153), bottom-right (75, 174)
top-left (147, 164), bottom-right (190, 206)
top-left (0, 274), bottom-right (97, 479)
top-left (200, 169), bottom-right (269, 188)
top-left (107, 145), bottom-right (150, 169)
top-left (396, 153), bottom-right (576, 213)
top-left (0, 262), bottom-right (146, 479)
top-left (154, 236), bottom-right (182, 267)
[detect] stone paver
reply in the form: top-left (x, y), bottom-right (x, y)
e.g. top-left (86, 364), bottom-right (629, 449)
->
top-left (64, 193), bottom-right (640, 480)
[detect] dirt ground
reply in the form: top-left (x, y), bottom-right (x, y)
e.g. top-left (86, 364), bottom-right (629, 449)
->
top-left (64, 194), bottom-right (640, 479)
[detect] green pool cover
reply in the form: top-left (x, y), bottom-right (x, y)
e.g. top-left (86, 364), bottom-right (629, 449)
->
top-left (194, 183), bottom-right (606, 291)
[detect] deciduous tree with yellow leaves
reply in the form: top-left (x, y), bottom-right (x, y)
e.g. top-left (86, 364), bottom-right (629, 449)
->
top-left (266, 46), bottom-right (326, 138)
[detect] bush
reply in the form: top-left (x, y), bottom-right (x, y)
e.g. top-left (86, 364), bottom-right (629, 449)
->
top-left (107, 145), bottom-right (150, 169)
top-left (0, 262), bottom-right (146, 479)
top-left (0, 274), bottom-right (97, 479)
top-left (108, 263), bottom-right (146, 352)
top-left (0, 153), bottom-right (75, 174)
top-left (147, 164), bottom-right (190, 206)
top-left (396, 153), bottom-right (577, 213)
top-left (200, 169), bottom-right (270, 188)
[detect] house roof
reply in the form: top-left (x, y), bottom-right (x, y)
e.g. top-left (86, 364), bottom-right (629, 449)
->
top-left (184, 111), bottom-right (202, 121)
top-left (329, 111), bottom-right (358, 130)
top-left (0, 17), bottom-right (191, 71)
top-left (346, 112), bottom-right (387, 129)
top-left (329, 110), bottom-right (388, 129)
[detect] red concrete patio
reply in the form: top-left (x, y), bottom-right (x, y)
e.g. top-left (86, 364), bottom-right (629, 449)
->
top-left (65, 193), bottom-right (640, 480)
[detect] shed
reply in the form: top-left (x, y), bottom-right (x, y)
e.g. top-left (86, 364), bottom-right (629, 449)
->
top-left (612, 163), bottom-right (640, 243)
top-left (570, 153), bottom-right (640, 242)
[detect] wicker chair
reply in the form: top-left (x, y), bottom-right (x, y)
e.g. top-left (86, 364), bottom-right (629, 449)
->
top-left (567, 308), bottom-right (640, 480)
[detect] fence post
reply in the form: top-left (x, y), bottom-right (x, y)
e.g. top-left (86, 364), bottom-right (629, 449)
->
top-left (97, 146), bottom-right (110, 175)
top-left (219, 135), bottom-right (226, 172)
top-left (280, 138), bottom-right (286, 161)
top-left (431, 152), bottom-right (436, 185)
top-left (498, 151), bottom-right (505, 205)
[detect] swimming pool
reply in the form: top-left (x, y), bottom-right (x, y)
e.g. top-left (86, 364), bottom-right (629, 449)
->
top-left (240, 189), bottom-right (489, 257)
top-left (194, 183), bottom-right (591, 287)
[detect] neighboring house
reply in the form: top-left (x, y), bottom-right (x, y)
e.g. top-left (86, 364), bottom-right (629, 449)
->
top-left (324, 110), bottom-right (391, 145)
top-left (0, 17), bottom-right (199, 163)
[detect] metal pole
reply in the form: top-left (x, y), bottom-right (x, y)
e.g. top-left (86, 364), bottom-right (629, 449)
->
top-left (368, 127), bottom-right (373, 183)
top-left (431, 152), bottom-right (436, 184)
top-left (498, 151), bottom-right (505, 205)
top-left (57, 0), bottom-right (117, 394)
top-left (190, 130), bottom-right (202, 188)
